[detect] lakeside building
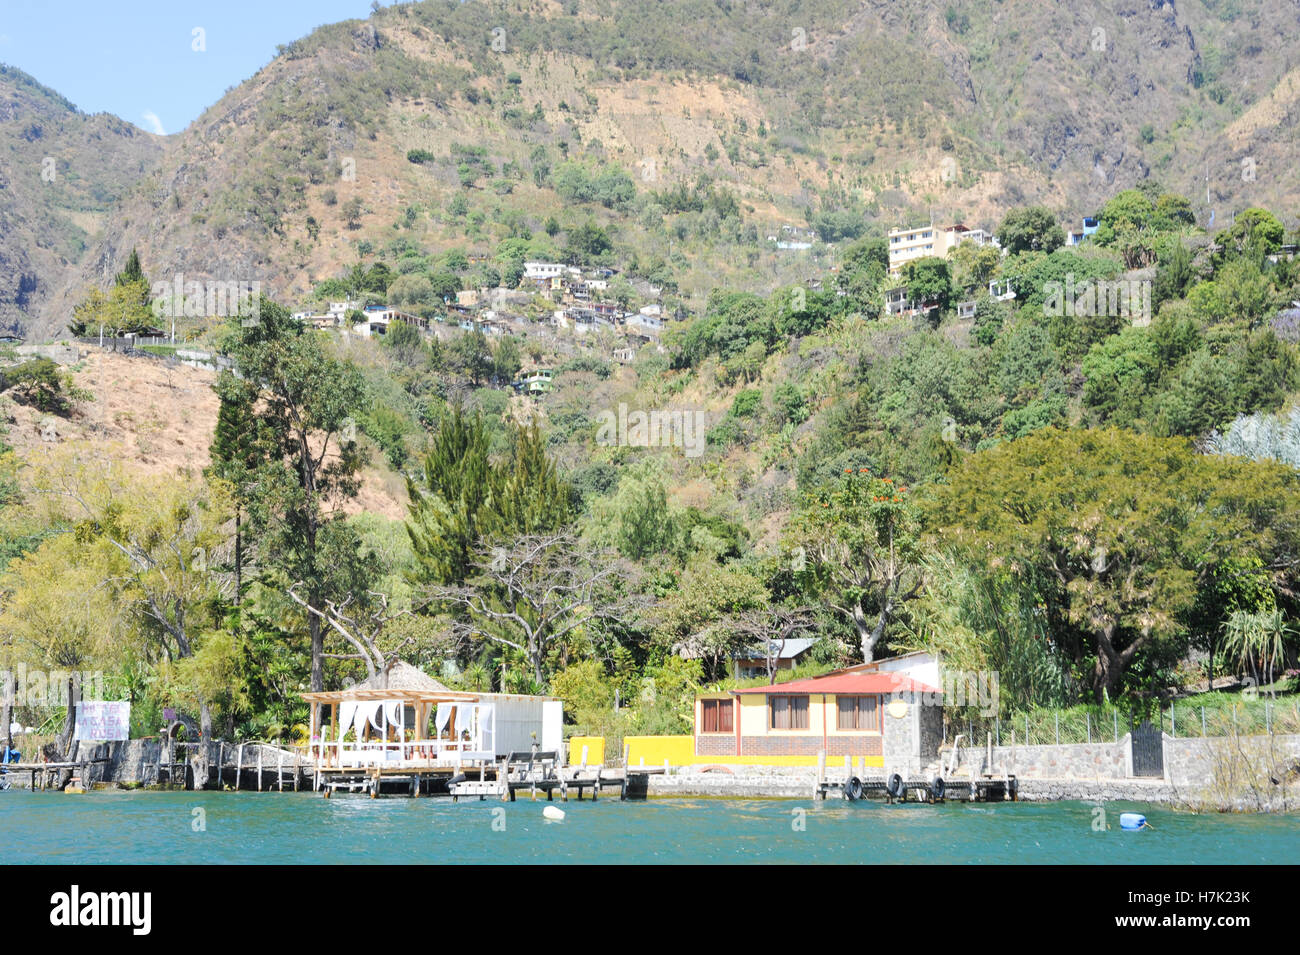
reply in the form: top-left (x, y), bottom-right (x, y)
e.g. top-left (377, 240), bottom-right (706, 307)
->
top-left (302, 662), bottom-right (562, 775)
top-left (691, 652), bottom-right (943, 767)
top-left (731, 637), bottom-right (819, 680)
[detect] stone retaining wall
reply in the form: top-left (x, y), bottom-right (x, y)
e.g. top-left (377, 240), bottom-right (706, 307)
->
top-left (1164, 732), bottom-right (1300, 788)
top-left (944, 737), bottom-right (1131, 780)
top-left (4, 739), bottom-right (309, 790)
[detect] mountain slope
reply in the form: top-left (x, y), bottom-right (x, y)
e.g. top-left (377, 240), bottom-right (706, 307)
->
top-left (0, 64), bottom-right (163, 338)
top-left (12, 0), bottom-right (1300, 341)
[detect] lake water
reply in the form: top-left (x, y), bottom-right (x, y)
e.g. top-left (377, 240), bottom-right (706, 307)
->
top-left (2, 791), bottom-right (1296, 864)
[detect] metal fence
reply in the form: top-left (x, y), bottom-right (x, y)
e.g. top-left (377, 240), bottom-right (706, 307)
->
top-left (948, 697), bottom-right (1300, 747)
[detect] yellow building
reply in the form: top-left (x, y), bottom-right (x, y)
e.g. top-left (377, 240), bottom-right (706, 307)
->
top-left (693, 659), bottom-right (944, 769)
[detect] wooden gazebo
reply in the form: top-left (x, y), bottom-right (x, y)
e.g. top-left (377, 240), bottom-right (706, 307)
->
top-left (301, 662), bottom-right (483, 771)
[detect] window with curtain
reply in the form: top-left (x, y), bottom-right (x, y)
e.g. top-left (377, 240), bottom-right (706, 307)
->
top-left (836, 695), bottom-right (880, 731)
top-left (700, 699), bottom-right (734, 733)
top-left (769, 695), bottom-right (809, 730)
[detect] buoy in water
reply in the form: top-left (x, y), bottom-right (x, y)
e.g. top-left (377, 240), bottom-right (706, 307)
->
top-left (1119, 812), bottom-right (1147, 830)
top-left (542, 806), bottom-right (565, 822)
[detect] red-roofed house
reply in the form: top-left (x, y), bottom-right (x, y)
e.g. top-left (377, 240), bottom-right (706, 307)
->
top-left (693, 652), bottom-right (944, 772)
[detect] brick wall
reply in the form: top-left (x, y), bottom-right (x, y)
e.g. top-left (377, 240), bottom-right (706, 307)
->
top-left (695, 735), bottom-right (737, 756)
top-left (738, 734), bottom-right (882, 757)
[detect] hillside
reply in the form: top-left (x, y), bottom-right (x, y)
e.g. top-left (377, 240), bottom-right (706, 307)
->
top-left (0, 347), bottom-right (408, 519)
top-left (11, 0), bottom-right (1300, 342)
top-left (0, 65), bottom-right (163, 339)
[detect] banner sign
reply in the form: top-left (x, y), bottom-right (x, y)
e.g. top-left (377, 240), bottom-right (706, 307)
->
top-left (74, 701), bottom-right (131, 741)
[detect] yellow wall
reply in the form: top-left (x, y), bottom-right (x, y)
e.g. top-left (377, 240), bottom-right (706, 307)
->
top-left (730, 693), bottom-right (883, 740)
top-left (566, 736), bottom-right (605, 766)
top-left (623, 735), bottom-right (696, 766)
top-left (621, 734), bottom-right (884, 769)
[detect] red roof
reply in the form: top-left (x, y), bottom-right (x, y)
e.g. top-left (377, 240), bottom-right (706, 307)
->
top-left (732, 671), bottom-right (940, 696)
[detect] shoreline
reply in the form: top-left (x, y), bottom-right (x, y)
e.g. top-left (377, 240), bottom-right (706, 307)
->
top-left (8, 771), bottom-right (1296, 813)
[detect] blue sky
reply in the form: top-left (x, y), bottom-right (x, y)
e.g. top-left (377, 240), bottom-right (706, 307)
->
top-left (0, 0), bottom-right (377, 133)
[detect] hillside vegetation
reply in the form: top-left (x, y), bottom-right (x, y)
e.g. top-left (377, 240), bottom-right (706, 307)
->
top-left (10, 0), bottom-right (1300, 340)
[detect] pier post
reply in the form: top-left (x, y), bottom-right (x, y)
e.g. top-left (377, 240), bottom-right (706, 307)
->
top-left (278, 751), bottom-right (284, 792)
top-left (235, 743), bottom-right (243, 791)
top-left (815, 750), bottom-right (826, 801)
top-left (257, 748), bottom-right (263, 792)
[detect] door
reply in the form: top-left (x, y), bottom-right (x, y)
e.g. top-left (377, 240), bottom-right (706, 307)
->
top-left (1130, 720), bottom-right (1164, 777)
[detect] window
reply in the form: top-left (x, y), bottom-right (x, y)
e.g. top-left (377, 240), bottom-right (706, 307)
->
top-left (701, 699), bottom-right (733, 733)
top-left (769, 695), bottom-right (809, 730)
top-left (836, 695), bottom-right (880, 731)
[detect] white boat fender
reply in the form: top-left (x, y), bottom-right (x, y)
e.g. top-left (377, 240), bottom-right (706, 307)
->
top-left (542, 806), bottom-right (565, 822)
top-left (1119, 812), bottom-right (1148, 830)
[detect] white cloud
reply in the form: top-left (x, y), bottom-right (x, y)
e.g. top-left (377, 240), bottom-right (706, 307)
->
top-left (141, 111), bottom-right (166, 135)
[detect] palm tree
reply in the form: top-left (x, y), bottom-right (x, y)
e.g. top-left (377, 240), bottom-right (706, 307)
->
top-left (1221, 609), bottom-right (1293, 694)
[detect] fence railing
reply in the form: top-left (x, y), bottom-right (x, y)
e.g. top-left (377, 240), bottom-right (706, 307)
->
top-left (947, 697), bottom-right (1300, 747)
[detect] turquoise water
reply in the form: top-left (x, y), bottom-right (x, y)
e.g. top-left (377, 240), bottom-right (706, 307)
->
top-left (1, 791), bottom-right (1296, 864)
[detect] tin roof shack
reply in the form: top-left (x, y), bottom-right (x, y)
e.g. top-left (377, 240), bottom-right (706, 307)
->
top-left (694, 654), bottom-right (942, 775)
top-left (301, 662), bottom-right (563, 777)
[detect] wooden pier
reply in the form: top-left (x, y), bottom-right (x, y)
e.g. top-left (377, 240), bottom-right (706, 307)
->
top-left (441, 750), bottom-right (662, 802)
top-left (813, 754), bottom-right (1016, 804)
top-left (2, 759), bottom-right (110, 793)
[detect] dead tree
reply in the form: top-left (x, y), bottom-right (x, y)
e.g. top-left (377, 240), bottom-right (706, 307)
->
top-left (430, 532), bottom-right (648, 685)
top-left (729, 606), bottom-right (818, 684)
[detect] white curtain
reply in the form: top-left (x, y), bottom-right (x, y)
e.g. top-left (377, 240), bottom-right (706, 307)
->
top-left (381, 700), bottom-right (402, 732)
top-left (455, 704), bottom-right (475, 738)
top-left (355, 702), bottom-right (378, 738)
top-left (339, 702), bottom-right (358, 740)
top-left (435, 704), bottom-right (453, 736)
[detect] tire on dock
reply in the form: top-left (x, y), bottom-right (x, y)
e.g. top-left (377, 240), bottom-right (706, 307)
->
top-left (886, 773), bottom-right (904, 799)
top-left (842, 776), bottom-right (863, 801)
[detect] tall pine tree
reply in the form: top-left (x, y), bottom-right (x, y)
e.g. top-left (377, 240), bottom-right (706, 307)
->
top-left (406, 410), bottom-right (569, 586)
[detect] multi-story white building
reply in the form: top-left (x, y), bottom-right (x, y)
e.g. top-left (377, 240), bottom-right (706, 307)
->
top-left (887, 223), bottom-right (998, 275)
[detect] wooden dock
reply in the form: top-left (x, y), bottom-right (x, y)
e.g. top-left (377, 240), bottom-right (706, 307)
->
top-left (813, 752), bottom-right (1015, 803)
top-left (2, 759), bottom-right (110, 792)
top-left (444, 751), bottom-right (664, 802)
top-left (815, 772), bottom-right (1017, 803)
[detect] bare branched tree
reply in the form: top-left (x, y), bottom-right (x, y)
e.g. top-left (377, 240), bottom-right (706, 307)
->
top-left (428, 531), bottom-right (648, 684)
top-left (729, 606), bottom-right (818, 684)
top-left (287, 584), bottom-right (420, 685)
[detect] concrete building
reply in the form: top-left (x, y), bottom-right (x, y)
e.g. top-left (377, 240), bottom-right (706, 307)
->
top-left (692, 654), bottom-right (943, 768)
top-left (888, 222), bottom-right (997, 275)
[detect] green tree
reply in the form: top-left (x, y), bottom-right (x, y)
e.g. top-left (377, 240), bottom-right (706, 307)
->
top-left (406, 409), bottom-right (569, 587)
top-left (904, 257), bottom-right (954, 314)
top-left (790, 469), bottom-right (923, 662)
top-left (996, 206), bottom-right (1065, 255)
top-left (220, 299), bottom-right (368, 692)
top-left (927, 428), bottom-right (1300, 699)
